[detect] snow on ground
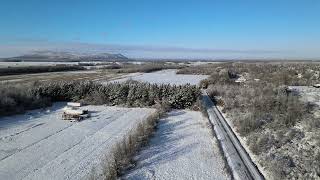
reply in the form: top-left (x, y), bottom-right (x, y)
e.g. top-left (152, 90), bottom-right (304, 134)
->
top-left (0, 103), bottom-right (155, 180)
top-left (124, 110), bottom-right (230, 180)
top-left (107, 69), bottom-right (209, 86)
top-left (288, 86), bottom-right (320, 120)
top-left (288, 86), bottom-right (320, 106)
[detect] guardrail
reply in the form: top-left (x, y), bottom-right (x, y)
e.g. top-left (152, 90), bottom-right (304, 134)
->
top-left (202, 90), bottom-right (264, 180)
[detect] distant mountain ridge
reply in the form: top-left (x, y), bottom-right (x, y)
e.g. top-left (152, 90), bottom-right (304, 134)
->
top-left (0, 50), bottom-right (129, 62)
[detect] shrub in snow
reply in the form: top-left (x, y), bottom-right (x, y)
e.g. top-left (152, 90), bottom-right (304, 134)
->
top-left (189, 62), bottom-right (320, 179)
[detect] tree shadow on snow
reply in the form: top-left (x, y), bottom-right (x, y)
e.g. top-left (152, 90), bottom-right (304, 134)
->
top-left (0, 102), bottom-right (67, 129)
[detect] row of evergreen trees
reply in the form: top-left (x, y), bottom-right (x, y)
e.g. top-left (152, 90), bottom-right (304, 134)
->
top-left (33, 80), bottom-right (200, 109)
top-left (0, 80), bottom-right (200, 117)
top-left (0, 83), bottom-right (51, 116)
top-left (0, 65), bottom-right (85, 76)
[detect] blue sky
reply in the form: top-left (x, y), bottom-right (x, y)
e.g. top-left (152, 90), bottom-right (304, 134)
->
top-left (0, 0), bottom-right (319, 59)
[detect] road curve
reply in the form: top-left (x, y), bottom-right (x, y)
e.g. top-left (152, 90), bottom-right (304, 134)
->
top-left (202, 90), bottom-right (264, 180)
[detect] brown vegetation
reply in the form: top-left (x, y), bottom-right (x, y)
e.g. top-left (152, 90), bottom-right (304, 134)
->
top-left (0, 65), bottom-right (85, 76)
top-left (180, 62), bottom-right (320, 179)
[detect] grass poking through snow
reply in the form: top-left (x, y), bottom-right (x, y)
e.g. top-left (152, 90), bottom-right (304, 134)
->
top-left (89, 103), bottom-right (169, 180)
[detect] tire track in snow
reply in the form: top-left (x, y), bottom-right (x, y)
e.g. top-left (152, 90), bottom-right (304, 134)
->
top-left (24, 108), bottom-right (154, 180)
top-left (0, 108), bottom-right (125, 161)
top-left (0, 123), bottom-right (74, 161)
top-left (0, 123), bottom-right (45, 141)
top-left (0, 108), bottom-right (129, 180)
top-left (23, 109), bottom-right (134, 179)
top-left (67, 110), bottom-right (151, 180)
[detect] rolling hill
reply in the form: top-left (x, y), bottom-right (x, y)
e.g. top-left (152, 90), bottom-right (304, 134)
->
top-left (0, 50), bottom-right (129, 62)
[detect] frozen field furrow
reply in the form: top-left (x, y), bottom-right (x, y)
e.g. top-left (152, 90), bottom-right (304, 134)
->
top-left (0, 104), bottom-right (156, 180)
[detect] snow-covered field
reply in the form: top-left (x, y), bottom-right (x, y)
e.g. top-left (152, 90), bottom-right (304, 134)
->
top-left (107, 69), bottom-right (209, 86)
top-left (0, 103), bottom-right (155, 180)
top-left (124, 110), bottom-right (230, 180)
top-left (0, 69), bottom-right (121, 84)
